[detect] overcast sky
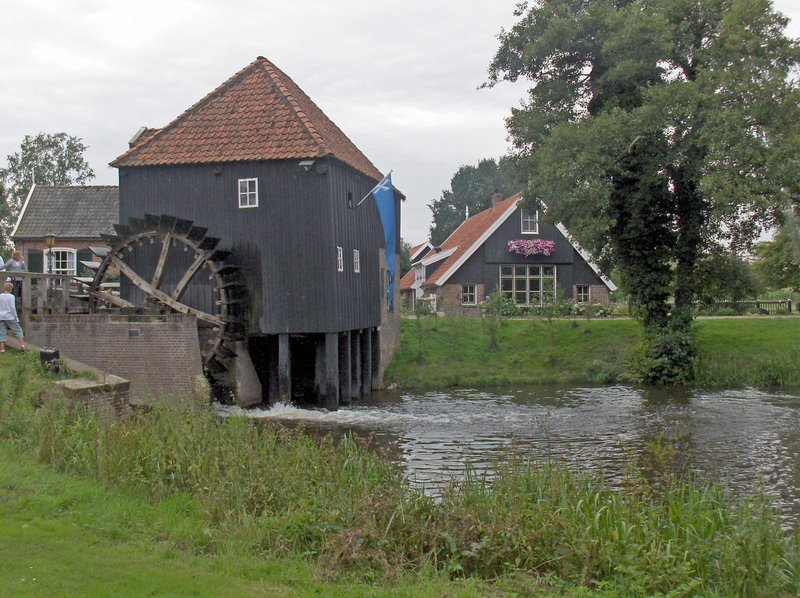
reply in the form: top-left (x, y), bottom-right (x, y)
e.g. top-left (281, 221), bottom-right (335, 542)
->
top-left (2, 1), bottom-right (799, 245)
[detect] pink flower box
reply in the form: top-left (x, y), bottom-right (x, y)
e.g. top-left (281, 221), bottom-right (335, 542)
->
top-left (507, 239), bottom-right (556, 256)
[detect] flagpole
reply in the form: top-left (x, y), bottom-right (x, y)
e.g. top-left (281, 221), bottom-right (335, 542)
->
top-left (356, 170), bottom-right (393, 206)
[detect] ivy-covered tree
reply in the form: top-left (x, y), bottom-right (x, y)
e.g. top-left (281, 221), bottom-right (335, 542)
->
top-left (0, 132), bottom-right (95, 246)
top-left (488, 0), bottom-right (800, 382)
top-left (428, 156), bottom-right (525, 245)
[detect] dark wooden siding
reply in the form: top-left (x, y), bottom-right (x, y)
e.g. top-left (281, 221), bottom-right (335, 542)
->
top-left (449, 207), bottom-right (606, 300)
top-left (118, 158), bottom-right (390, 335)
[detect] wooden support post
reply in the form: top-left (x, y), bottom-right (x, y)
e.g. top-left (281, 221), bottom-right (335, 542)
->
top-left (360, 328), bottom-right (372, 398)
top-left (371, 328), bottom-right (380, 390)
top-left (278, 333), bottom-right (291, 404)
top-left (323, 332), bottom-right (339, 410)
top-left (351, 330), bottom-right (361, 402)
top-left (60, 279), bottom-right (70, 312)
top-left (338, 332), bottom-right (351, 406)
top-left (267, 335), bottom-right (279, 405)
top-left (20, 277), bottom-right (32, 332)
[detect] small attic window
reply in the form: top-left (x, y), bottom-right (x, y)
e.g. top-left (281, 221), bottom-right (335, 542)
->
top-left (238, 178), bottom-right (258, 208)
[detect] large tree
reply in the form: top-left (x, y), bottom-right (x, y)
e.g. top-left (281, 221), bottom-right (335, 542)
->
top-left (0, 132), bottom-right (95, 246)
top-left (428, 156), bottom-right (525, 245)
top-left (488, 0), bottom-right (800, 382)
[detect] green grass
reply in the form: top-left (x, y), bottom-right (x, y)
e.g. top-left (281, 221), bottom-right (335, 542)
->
top-left (3, 355), bottom-right (800, 595)
top-left (0, 444), bottom-right (500, 597)
top-left (693, 317), bottom-right (800, 386)
top-left (386, 315), bottom-right (800, 389)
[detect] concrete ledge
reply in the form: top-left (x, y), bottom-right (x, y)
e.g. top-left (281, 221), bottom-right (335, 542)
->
top-left (6, 336), bottom-right (133, 417)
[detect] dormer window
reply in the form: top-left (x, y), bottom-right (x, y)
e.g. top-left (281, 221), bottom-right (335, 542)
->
top-left (238, 178), bottom-right (258, 208)
top-left (521, 209), bottom-right (538, 234)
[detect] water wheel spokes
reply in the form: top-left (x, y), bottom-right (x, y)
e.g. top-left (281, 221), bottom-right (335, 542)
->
top-left (89, 214), bottom-right (248, 385)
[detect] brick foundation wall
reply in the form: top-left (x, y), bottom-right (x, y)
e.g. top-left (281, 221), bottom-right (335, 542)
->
top-left (26, 314), bottom-right (209, 406)
top-left (378, 248), bottom-right (401, 385)
top-left (589, 285), bottom-right (611, 304)
top-left (438, 283), bottom-right (485, 317)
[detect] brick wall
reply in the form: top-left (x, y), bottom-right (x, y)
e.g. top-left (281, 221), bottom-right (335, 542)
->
top-left (26, 314), bottom-right (209, 406)
top-left (589, 285), bottom-right (611, 304)
top-left (378, 248), bottom-right (401, 385)
top-left (438, 283), bottom-right (485, 317)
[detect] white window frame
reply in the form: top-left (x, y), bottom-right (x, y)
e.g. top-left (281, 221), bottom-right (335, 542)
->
top-left (521, 209), bottom-right (539, 234)
top-left (576, 284), bottom-right (590, 304)
top-left (353, 249), bottom-right (360, 273)
top-left (238, 178), bottom-right (259, 208)
top-left (414, 264), bottom-right (425, 285)
top-left (46, 247), bottom-right (77, 275)
top-left (336, 246), bottom-right (344, 272)
top-left (461, 284), bottom-right (477, 305)
top-left (499, 264), bottom-right (557, 306)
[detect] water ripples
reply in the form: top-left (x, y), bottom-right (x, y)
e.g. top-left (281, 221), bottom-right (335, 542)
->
top-left (219, 385), bottom-right (800, 526)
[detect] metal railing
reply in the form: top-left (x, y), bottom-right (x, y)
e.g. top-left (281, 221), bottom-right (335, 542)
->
top-left (697, 299), bottom-right (793, 315)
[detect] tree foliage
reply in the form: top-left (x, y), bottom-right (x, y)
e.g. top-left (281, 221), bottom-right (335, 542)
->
top-left (488, 0), bottom-right (800, 382)
top-left (753, 211), bottom-right (800, 292)
top-left (0, 132), bottom-right (95, 246)
top-left (399, 240), bottom-right (413, 277)
top-left (428, 157), bottom-right (525, 245)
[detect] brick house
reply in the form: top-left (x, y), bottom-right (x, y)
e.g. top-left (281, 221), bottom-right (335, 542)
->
top-left (400, 192), bottom-right (615, 315)
top-left (11, 185), bottom-right (118, 275)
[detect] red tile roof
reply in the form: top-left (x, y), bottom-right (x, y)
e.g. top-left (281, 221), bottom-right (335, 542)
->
top-left (111, 56), bottom-right (383, 181)
top-left (425, 193), bottom-right (521, 287)
top-left (399, 267), bottom-right (416, 291)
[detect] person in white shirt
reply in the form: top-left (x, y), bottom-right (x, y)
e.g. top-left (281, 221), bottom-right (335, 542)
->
top-left (6, 250), bottom-right (24, 299)
top-left (0, 281), bottom-right (28, 353)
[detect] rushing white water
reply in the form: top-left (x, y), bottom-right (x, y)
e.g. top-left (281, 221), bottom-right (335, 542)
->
top-left (219, 385), bottom-right (800, 525)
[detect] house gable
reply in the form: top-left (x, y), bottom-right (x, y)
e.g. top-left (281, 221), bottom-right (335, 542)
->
top-left (422, 193), bottom-right (615, 295)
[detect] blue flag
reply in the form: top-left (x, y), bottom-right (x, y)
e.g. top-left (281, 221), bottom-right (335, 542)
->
top-left (372, 172), bottom-right (396, 310)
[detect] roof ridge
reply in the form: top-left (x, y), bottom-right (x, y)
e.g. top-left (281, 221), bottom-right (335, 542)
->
top-left (110, 59), bottom-right (262, 167)
top-left (255, 58), bottom-right (331, 158)
top-left (36, 184), bottom-right (118, 189)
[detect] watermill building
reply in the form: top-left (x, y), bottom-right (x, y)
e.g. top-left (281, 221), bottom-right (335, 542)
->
top-left (99, 56), bottom-right (401, 408)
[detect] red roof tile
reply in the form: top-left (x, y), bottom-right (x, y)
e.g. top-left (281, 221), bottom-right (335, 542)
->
top-left (425, 193), bottom-right (521, 287)
top-left (399, 268), bottom-right (416, 291)
top-left (111, 57), bottom-right (383, 181)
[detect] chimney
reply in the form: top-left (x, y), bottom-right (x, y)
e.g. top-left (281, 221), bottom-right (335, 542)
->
top-left (492, 191), bottom-right (504, 208)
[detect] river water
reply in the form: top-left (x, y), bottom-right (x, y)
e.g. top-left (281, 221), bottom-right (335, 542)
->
top-left (219, 385), bottom-right (800, 527)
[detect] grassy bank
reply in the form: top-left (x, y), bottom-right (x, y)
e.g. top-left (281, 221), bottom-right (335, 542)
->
top-left (385, 315), bottom-right (800, 389)
top-left (3, 354), bottom-right (800, 596)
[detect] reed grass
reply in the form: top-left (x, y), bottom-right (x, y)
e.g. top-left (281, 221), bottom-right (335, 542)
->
top-left (2, 357), bottom-right (800, 595)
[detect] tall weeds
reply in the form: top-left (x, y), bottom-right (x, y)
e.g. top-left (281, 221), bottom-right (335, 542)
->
top-left (2, 357), bottom-right (800, 594)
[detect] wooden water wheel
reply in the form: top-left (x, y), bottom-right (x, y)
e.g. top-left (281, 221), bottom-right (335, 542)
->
top-left (88, 214), bottom-right (247, 386)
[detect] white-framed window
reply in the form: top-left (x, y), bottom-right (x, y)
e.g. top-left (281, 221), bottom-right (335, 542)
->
top-left (414, 264), bottom-right (425, 284)
top-left (499, 264), bottom-right (556, 306)
top-left (336, 246), bottom-right (344, 272)
top-left (576, 285), bottom-right (590, 304)
top-left (238, 178), bottom-right (258, 208)
top-left (353, 249), bottom-right (360, 273)
top-left (47, 248), bottom-right (77, 275)
top-left (461, 284), bottom-right (476, 305)
top-left (521, 209), bottom-right (539, 234)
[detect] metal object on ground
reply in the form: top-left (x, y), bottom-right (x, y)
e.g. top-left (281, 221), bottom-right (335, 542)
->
top-left (40, 347), bottom-right (61, 374)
